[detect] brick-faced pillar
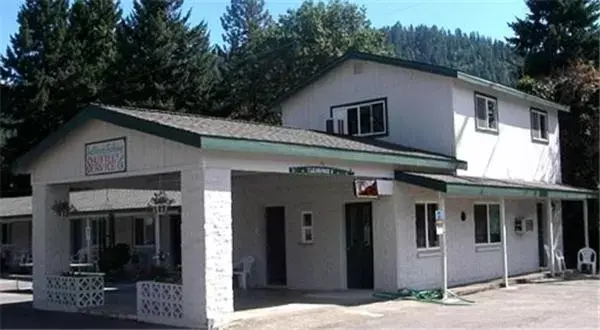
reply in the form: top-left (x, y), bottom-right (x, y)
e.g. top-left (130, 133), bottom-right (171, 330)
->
top-left (181, 166), bottom-right (233, 328)
top-left (32, 184), bottom-right (70, 309)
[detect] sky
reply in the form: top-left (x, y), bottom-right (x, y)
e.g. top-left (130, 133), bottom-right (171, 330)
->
top-left (0, 0), bottom-right (527, 52)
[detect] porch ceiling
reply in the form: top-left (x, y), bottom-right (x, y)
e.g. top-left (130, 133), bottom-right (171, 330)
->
top-left (395, 171), bottom-right (598, 200)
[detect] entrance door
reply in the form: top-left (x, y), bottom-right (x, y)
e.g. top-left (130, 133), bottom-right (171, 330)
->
top-left (266, 206), bottom-right (287, 285)
top-left (345, 202), bottom-right (374, 289)
top-left (537, 203), bottom-right (546, 267)
top-left (170, 215), bottom-right (182, 267)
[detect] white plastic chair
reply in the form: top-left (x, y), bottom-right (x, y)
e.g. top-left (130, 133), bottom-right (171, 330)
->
top-left (577, 247), bottom-right (597, 275)
top-left (233, 256), bottom-right (255, 290)
top-left (555, 249), bottom-right (567, 273)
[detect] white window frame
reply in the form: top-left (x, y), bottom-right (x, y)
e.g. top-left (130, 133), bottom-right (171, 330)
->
top-left (473, 202), bottom-right (502, 245)
top-left (474, 93), bottom-right (499, 133)
top-left (331, 99), bottom-right (387, 137)
top-left (300, 211), bottom-right (314, 244)
top-left (530, 108), bottom-right (549, 143)
top-left (415, 201), bottom-right (440, 250)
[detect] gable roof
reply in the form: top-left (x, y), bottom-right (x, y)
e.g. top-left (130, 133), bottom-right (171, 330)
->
top-left (13, 104), bottom-right (467, 173)
top-left (271, 51), bottom-right (569, 112)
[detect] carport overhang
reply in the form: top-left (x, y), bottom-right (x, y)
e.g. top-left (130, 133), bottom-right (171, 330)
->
top-left (394, 171), bottom-right (598, 200)
top-left (12, 104), bottom-right (467, 175)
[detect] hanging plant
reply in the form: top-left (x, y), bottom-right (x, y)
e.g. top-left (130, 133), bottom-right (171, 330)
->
top-left (51, 201), bottom-right (77, 218)
top-left (148, 191), bottom-right (174, 215)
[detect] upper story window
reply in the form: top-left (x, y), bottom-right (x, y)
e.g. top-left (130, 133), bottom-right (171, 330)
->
top-left (530, 108), bottom-right (548, 143)
top-left (329, 98), bottom-right (387, 137)
top-left (474, 93), bottom-right (498, 133)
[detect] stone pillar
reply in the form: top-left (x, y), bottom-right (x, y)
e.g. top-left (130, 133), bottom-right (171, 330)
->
top-left (32, 184), bottom-right (70, 309)
top-left (180, 166), bottom-right (233, 328)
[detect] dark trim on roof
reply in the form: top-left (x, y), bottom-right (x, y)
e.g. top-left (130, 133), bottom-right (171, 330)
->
top-left (395, 171), bottom-right (598, 200)
top-left (13, 104), bottom-right (467, 173)
top-left (270, 51), bottom-right (458, 110)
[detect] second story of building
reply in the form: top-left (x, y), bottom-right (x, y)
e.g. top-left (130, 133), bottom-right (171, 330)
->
top-left (275, 52), bottom-right (569, 183)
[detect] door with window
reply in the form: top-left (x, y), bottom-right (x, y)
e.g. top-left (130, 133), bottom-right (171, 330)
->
top-left (345, 202), bottom-right (374, 289)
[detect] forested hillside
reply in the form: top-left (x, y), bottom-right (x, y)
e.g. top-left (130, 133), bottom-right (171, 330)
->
top-left (384, 23), bottom-right (521, 86)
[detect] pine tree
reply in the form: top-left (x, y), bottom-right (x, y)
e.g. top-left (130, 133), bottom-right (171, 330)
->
top-left (112, 0), bottom-right (217, 112)
top-left (507, 0), bottom-right (600, 77)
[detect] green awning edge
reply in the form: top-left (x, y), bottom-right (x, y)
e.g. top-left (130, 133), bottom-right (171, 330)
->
top-left (394, 171), bottom-right (598, 200)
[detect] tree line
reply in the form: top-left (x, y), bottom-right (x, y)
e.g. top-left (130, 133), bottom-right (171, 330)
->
top-left (0, 0), bottom-right (598, 197)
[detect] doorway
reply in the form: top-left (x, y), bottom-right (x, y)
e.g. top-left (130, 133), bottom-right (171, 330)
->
top-left (266, 206), bottom-right (287, 286)
top-left (170, 214), bottom-right (182, 267)
top-left (345, 202), bottom-right (374, 289)
top-left (536, 202), bottom-right (546, 267)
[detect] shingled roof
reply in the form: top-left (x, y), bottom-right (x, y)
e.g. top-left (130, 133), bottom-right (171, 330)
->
top-left (13, 104), bottom-right (467, 172)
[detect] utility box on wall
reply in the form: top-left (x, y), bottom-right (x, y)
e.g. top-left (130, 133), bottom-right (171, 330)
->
top-left (514, 217), bottom-right (534, 234)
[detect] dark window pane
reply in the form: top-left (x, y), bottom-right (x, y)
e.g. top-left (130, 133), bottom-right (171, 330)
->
top-left (359, 106), bottom-right (371, 134)
top-left (415, 204), bottom-right (426, 248)
top-left (135, 218), bottom-right (144, 245)
top-left (487, 100), bottom-right (497, 129)
top-left (427, 203), bottom-right (439, 247)
top-left (347, 108), bottom-right (358, 135)
top-left (325, 119), bottom-right (334, 133)
top-left (1, 224), bottom-right (8, 244)
top-left (474, 205), bottom-right (488, 243)
top-left (475, 96), bottom-right (487, 128)
top-left (372, 103), bottom-right (385, 133)
top-left (304, 228), bottom-right (313, 242)
top-left (540, 114), bottom-right (548, 139)
top-left (489, 205), bottom-right (501, 243)
top-left (303, 213), bottom-right (312, 227)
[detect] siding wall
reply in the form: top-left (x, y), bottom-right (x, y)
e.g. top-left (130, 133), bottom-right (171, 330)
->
top-left (281, 60), bottom-right (456, 155)
top-left (453, 81), bottom-right (562, 183)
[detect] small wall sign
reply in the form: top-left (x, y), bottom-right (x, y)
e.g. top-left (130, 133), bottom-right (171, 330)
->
top-left (354, 179), bottom-right (379, 198)
top-left (85, 137), bottom-right (126, 176)
top-left (289, 166), bottom-right (354, 176)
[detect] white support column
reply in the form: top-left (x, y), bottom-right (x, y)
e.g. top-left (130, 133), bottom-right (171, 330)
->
top-left (181, 166), bottom-right (233, 328)
top-left (499, 197), bottom-right (509, 288)
top-left (546, 198), bottom-right (555, 276)
top-left (32, 184), bottom-right (70, 310)
top-left (85, 218), bottom-right (92, 262)
top-left (437, 192), bottom-right (448, 299)
top-left (154, 213), bottom-right (161, 265)
top-left (583, 199), bottom-right (589, 247)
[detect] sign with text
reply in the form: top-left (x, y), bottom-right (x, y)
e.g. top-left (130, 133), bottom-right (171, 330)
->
top-left (289, 166), bottom-right (354, 176)
top-left (354, 179), bottom-right (379, 199)
top-left (85, 137), bottom-right (127, 176)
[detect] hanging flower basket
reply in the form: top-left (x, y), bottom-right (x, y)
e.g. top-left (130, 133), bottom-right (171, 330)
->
top-left (51, 201), bottom-right (77, 218)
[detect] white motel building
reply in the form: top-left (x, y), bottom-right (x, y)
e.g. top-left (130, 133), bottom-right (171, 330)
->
top-left (0, 52), bottom-right (596, 328)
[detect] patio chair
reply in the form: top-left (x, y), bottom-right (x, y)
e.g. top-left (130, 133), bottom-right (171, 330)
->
top-left (233, 256), bottom-right (255, 290)
top-left (577, 247), bottom-right (597, 275)
top-left (555, 249), bottom-right (567, 273)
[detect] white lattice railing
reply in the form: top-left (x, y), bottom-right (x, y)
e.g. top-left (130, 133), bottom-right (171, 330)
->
top-left (137, 281), bottom-right (184, 327)
top-left (46, 275), bottom-right (104, 311)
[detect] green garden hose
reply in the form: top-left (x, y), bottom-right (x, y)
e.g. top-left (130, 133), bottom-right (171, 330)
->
top-left (373, 288), bottom-right (474, 306)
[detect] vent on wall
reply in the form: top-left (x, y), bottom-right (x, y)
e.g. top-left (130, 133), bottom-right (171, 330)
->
top-left (325, 119), bottom-right (345, 135)
top-left (353, 62), bottom-right (364, 75)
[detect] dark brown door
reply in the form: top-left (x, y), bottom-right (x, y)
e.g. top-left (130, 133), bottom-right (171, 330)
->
top-left (345, 202), bottom-right (374, 289)
top-left (266, 206), bottom-right (287, 285)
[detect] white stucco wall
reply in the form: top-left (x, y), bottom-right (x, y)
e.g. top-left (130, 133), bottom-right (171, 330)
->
top-left (395, 184), bottom-right (542, 289)
top-left (232, 173), bottom-right (398, 291)
top-left (28, 119), bottom-right (201, 184)
top-left (453, 81), bottom-right (562, 183)
top-left (280, 59), bottom-right (456, 155)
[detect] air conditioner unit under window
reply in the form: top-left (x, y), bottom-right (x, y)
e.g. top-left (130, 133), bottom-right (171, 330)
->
top-left (325, 119), bottom-right (345, 135)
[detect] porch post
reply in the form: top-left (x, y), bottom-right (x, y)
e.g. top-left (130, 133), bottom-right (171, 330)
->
top-left (85, 218), bottom-right (91, 263)
top-left (437, 192), bottom-right (448, 299)
top-left (583, 199), bottom-right (589, 247)
top-left (499, 197), bottom-right (509, 288)
top-left (546, 198), bottom-right (555, 276)
top-left (180, 166), bottom-right (233, 328)
top-left (32, 184), bottom-right (70, 310)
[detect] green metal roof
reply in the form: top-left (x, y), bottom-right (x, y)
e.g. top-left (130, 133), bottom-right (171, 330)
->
top-left (272, 51), bottom-right (569, 112)
top-left (13, 104), bottom-right (467, 173)
top-left (395, 172), bottom-right (598, 200)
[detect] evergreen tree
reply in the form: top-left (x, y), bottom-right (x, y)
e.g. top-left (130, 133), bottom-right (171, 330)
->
top-left (112, 0), bottom-right (217, 112)
top-left (507, 0), bottom-right (600, 78)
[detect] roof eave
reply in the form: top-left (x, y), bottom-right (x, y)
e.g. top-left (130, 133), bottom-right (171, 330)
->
top-left (456, 72), bottom-right (570, 112)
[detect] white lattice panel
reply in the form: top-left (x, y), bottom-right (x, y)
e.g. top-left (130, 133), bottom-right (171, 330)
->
top-left (46, 275), bottom-right (104, 311)
top-left (137, 281), bottom-right (184, 327)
